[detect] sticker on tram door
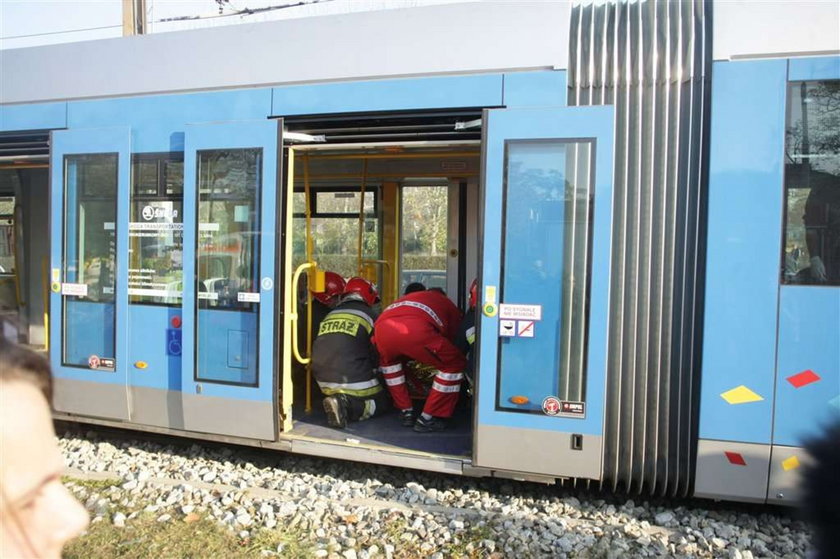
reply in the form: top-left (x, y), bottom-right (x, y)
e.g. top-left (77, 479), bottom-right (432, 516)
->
top-left (559, 401), bottom-right (586, 418)
top-left (542, 396), bottom-right (561, 416)
top-left (88, 355), bottom-right (116, 371)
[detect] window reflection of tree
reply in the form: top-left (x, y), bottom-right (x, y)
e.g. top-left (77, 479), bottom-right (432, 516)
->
top-left (784, 81), bottom-right (840, 284)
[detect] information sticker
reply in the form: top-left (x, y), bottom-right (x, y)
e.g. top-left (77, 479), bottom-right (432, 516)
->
top-left (237, 292), bottom-right (260, 303)
top-left (61, 283), bottom-right (88, 297)
top-left (499, 319), bottom-right (516, 337)
top-left (499, 303), bottom-right (542, 321)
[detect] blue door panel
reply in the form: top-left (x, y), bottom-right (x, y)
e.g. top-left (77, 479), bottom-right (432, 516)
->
top-left (50, 127), bottom-right (131, 402)
top-left (64, 301), bottom-right (115, 365)
top-left (181, 120), bottom-right (278, 411)
top-left (194, 310), bottom-right (257, 383)
top-left (478, 105), bottom-right (614, 437)
top-left (774, 287), bottom-right (840, 446)
top-left (699, 60), bottom-right (787, 444)
top-left (127, 305), bottom-right (183, 390)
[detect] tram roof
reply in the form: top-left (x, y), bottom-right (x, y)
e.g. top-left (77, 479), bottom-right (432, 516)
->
top-left (0, 1), bottom-right (837, 106)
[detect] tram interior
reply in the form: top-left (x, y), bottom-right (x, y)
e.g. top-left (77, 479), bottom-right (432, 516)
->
top-left (0, 166), bottom-right (49, 350)
top-left (286, 141), bottom-right (481, 457)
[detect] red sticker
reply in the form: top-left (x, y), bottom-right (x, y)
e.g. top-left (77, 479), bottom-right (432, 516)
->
top-left (724, 451), bottom-right (747, 466)
top-left (88, 355), bottom-right (101, 369)
top-left (542, 396), bottom-right (561, 416)
top-left (787, 369), bottom-right (821, 389)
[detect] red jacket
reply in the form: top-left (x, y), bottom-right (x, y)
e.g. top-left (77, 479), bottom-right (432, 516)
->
top-left (377, 290), bottom-right (463, 340)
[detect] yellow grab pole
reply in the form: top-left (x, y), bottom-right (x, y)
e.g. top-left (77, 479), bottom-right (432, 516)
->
top-left (42, 257), bottom-right (49, 351)
top-left (303, 155), bottom-right (316, 412)
top-left (356, 159), bottom-right (368, 276)
top-left (290, 261), bottom-right (316, 366)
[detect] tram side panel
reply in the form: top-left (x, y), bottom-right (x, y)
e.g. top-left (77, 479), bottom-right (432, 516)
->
top-left (697, 56), bottom-right (840, 504)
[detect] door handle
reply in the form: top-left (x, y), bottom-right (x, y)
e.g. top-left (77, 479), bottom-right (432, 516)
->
top-left (290, 261), bottom-right (316, 365)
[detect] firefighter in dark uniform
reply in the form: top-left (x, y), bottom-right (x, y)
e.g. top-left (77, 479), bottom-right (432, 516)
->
top-left (294, 271), bottom-right (345, 401)
top-left (312, 277), bottom-right (392, 428)
top-left (454, 279), bottom-right (478, 387)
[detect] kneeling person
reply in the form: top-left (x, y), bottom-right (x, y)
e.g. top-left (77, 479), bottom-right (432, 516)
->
top-left (312, 277), bottom-right (392, 428)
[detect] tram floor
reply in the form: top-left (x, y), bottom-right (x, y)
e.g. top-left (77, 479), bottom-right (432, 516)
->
top-left (290, 398), bottom-right (473, 457)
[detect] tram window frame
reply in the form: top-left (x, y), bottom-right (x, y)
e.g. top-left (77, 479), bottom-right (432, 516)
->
top-left (293, 186), bottom-right (378, 219)
top-left (495, 138), bottom-right (596, 415)
top-left (781, 79), bottom-right (840, 287)
top-left (195, 148), bottom-right (262, 314)
top-left (129, 152), bottom-right (185, 306)
top-left (61, 152), bottom-right (119, 369)
top-left (0, 197), bottom-right (15, 277)
top-left (292, 186), bottom-right (380, 279)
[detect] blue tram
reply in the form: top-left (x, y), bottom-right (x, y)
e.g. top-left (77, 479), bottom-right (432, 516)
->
top-left (0, 0), bottom-right (837, 505)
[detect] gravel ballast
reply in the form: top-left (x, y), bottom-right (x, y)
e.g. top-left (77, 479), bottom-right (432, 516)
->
top-left (60, 432), bottom-right (813, 558)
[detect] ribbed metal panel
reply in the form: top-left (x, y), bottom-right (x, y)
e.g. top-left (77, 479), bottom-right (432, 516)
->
top-left (568, 0), bottom-right (711, 497)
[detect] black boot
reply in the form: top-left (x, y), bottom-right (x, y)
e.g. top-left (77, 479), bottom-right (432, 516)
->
top-left (323, 394), bottom-right (349, 429)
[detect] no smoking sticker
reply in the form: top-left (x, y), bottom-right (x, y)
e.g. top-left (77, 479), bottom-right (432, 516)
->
top-left (517, 320), bottom-right (535, 337)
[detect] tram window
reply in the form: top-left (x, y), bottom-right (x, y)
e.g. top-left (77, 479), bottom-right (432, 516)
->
top-left (63, 154), bottom-right (117, 302)
top-left (783, 80), bottom-right (840, 286)
top-left (497, 140), bottom-right (594, 412)
top-left (0, 197), bottom-right (15, 276)
top-left (129, 153), bottom-right (184, 305)
top-left (62, 153), bottom-right (118, 367)
top-left (196, 149), bottom-right (261, 311)
top-left (400, 186), bottom-right (448, 294)
top-left (292, 187), bottom-right (379, 278)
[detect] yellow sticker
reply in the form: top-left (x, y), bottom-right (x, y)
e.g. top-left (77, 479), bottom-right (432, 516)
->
top-left (720, 385), bottom-right (764, 405)
top-left (485, 285), bottom-right (497, 304)
top-left (52, 268), bottom-right (61, 282)
top-left (781, 455), bottom-right (800, 471)
top-left (483, 302), bottom-right (498, 317)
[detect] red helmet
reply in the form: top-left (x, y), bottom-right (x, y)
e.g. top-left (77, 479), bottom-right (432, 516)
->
top-left (469, 278), bottom-right (478, 309)
top-left (343, 277), bottom-right (379, 306)
top-left (312, 271), bottom-right (345, 306)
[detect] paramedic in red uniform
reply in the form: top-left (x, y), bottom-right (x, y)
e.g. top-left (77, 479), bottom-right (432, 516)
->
top-left (374, 288), bottom-right (466, 432)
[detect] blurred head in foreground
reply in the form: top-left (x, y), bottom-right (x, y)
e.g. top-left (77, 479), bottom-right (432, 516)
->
top-left (802, 420), bottom-right (840, 559)
top-left (0, 341), bottom-right (89, 559)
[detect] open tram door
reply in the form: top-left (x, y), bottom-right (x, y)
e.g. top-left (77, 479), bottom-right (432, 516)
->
top-left (474, 105), bottom-right (614, 480)
top-left (49, 127), bottom-right (132, 420)
top-left (180, 120), bottom-right (281, 440)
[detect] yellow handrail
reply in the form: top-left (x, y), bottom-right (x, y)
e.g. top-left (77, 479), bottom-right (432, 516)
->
top-left (356, 159), bottom-right (368, 276)
top-left (290, 261), bottom-right (316, 366)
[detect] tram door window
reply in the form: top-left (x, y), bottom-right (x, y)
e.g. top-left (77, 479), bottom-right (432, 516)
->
top-left (61, 153), bottom-right (118, 367)
top-left (292, 187), bottom-right (379, 279)
top-left (497, 141), bottom-right (593, 409)
top-left (399, 185), bottom-right (449, 294)
top-left (195, 148), bottom-right (262, 385)
top-left (0, 197), bottom-right (17, 313)
top-left (128, 153), bottom-right (184, 305)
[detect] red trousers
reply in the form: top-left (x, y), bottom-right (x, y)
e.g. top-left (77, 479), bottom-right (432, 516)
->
top-left (374, 316), bottom-right (467, 418)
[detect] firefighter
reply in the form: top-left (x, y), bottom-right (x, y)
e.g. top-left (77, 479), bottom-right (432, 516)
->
top-left (374, 288), bottom-right (466, 432)
top-left (312, 277), bottom-right (392, 428)
top-left (309, 271), bottom-right (346, 331)
top-left (294, 271), bottom-right (345, 401)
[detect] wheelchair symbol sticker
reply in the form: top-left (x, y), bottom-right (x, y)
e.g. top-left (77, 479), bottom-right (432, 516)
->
top-left (166, 329), bottom-right (182, 356)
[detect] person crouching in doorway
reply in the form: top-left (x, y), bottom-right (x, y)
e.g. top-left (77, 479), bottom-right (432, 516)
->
top-left (312, 278), bottom-right (392, 428)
